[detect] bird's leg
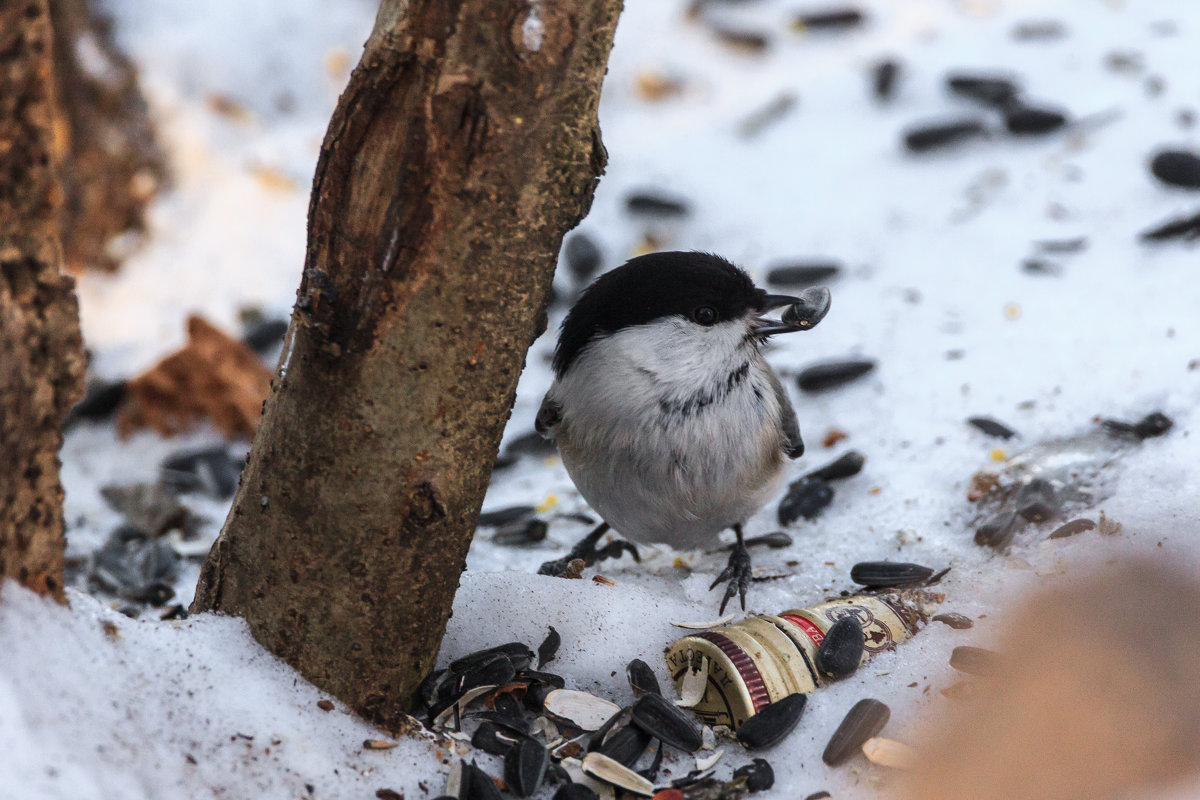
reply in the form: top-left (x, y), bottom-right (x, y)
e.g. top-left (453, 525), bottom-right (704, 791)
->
top-left (537, 522), bottom-right (641, 577)
top-left (709, 523), bottom-right (752, 614)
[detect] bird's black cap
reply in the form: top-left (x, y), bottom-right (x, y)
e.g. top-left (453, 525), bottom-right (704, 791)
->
top-left (553, 251), bottom-right (764, 378)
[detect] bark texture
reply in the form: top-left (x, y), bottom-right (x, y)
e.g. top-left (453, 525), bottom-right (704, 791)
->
top-left (0, 0), bottom-right (87, 601)
top-left (192, 0), bottom-right (621, 729)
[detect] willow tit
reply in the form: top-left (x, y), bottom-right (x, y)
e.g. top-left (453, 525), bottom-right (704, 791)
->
top-left (536, 251), bottom-right (830, 611)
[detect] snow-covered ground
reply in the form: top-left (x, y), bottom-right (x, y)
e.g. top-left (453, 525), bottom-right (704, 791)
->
top-left (4, 0), bottom-right (1200, 798)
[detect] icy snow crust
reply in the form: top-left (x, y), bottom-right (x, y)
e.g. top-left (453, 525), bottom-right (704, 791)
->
top-left (6, 0), bottom-right (1200, 798)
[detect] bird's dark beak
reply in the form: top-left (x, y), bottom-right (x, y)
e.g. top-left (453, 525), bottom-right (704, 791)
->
top-left (753, 286), bottom-right (832, 336)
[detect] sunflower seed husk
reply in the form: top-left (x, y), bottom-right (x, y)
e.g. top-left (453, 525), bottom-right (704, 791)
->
top-left (630, 693), bottom-right (703, 753)
top-left (560, 758), bottom-right (615, 800)
top-left (974, 510), bottom-right (1019, 550)
top-left (1015, 478), bottom-right (1059, 522)
top-left (627, 658), bottom-right (661, 697)
top-left (581, 752), bottom-right (654, 797)
top-left (450, 643), bottom-right (534, 673)
top-left (504, 737), bottom-right (549, 798)
top-left (822, 699), bottom-right (891, 766)
top-left (445, 759), bottom-right (466, 799)
top-left (552, 784), bottom-right (600, 800)
top-left (433, 685), bottom-right (498, 730)
top-left (544, 690), bottom-right (623, 732)
top-left (363, 739), bottom-right (397, 750)
top-left (815, 617), bottom-right (865, 680)
top-left (670, 617), bottom-right (735, 630)
top-left (805, 451), bottom-right (866, 482)
top-left (967, 416), bottom-right (1017, 439)
top-left (861, 736), bottom-right (917, 770)
top-left (472, 710), bottom-right (531, 737)
top-left (638, 740), bottom-right (664, 782)
top-left (931, 612), bottom-right (974, 630)
top-left (946, 73), bottom-right (1020, 108)
top-left (777, 476), bottom-right (834, 526)
top-left (538, 626), bottom-right (561, 669)
top-left (903, 119), bottom-right (987, 152)
top-left (849, 561), bottom-right (934, 588)
top-left (736, 693), bottom-right (807, 750)
top-left (795, 359), bottom-right (876, 392)
top-left (466, 761), bottom-right (503, 800)
top-left (494, 519), bottom-right (549, 546)
top-left (457, 654), bottom-right (517, 695)
top-left (732, 758), bottom-right (775, 792)
top-left (1047, 518), bottom-right (1096, 539)
top-left (1139, 211), bottom-right (1200, 242)
top-left (471, 721), bottom-right (517, 756)
top-left (950, 645), bottom-right (1002, 676)
top-left (676, 656), bottom-right (709, 707)
top-left (1150, 149), bottom-right (1200, 189)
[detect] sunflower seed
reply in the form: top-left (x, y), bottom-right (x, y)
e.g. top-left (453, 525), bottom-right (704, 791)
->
top-left (932, 612), bottom-right (974, 630)
top-left (1015, 478), bottom-right (1059, 522)
top-left (1012, 19), bottom-right (1066, 41)
top-left (538, 626), bottom-right (561, 669)
top-left (805, 451), bottom-right (866, 482)
top-left (564, 233), bottom-right (603, 284)
top-left (1140, 209), bottom-right (1200, 241)
top-left (242, 318), bottom-right (289, 353)
top-left (451, 643), bottom-right (533, 673)
top-left (65, 379), bottom-right (127, 427)
top-left (946, 74), bottom-right (1020, 108)
top-left (815, 617), bottom-right (865, 680)
top-left (581, 752), bottom-right (654, 796)
top-left (777, 477), bottom-right (834, 525)
top-left (160, 446), bottom-right (243, 499)
top-left (472, 710), bottom-right (531, 737)
top-left (638, 740), bottom-right (664, 782)
top-left (1150, 150), bottom-right (1200, 189)
top-left (504, 737), bottom-right (549, 798)
top-left (1047, 518), bottom-right (1096, 539)
top-left (626, 659), bottom-right (661, 698)
top-left (793, 7), bottom-right (865, 30)
top-left (1005, 105), bottom-right (1068, 134)
top-left (949, 645), bottom-right (1001, 676)
top-left (625, 191), bottom-right (689, 217)
top-left (967, 416), bottom-right (1017, 439)
top-left (739, 531), bottom-right (794, 549)
top-left (822, 699), bottom-right (891, 766)
top-left (471, 722), bottom-right (517, 756)
top-left (737, 693), bottom-right (807, 750)
top-left (766, 262), bottom-right (840, 288)
top-left (796, 359), bottom-right (876, 392)
top-left (552, 784), bottom-right (600, 800)
top-left (595, 722), bottom-right (652, 767)
top-left (737, 92), bottom-right (797, 137)
top-left (872, 59), bottom-right (900, 102)
top-left (630, 693), bottom-right (703, 753)
top-left (862, 736), bottom-right (917, 770)
top-left (676, 655), bottom-right (709, 707)
top-left (466, 761), bottom-right (503, 800)
top-left (476, 505), bottom-right (536, 528)
top-left (732, 758), bottom-right (775, 792)
top-left (709, 24), bottom-right (769, 53)
top-left (544, 690), bottom-right (622, 732)
top-left (849, 561), bottom-right (934, 588)
top-left (974, 510), bottom-right (1019, 550)
top-left (780, 286), bottom-right (832, 330)
top-left (903, 119), bottom-right (987, 152)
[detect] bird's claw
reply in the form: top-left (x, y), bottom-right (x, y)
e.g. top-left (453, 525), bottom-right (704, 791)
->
top-left (709, 543), bottom-right (752, 615)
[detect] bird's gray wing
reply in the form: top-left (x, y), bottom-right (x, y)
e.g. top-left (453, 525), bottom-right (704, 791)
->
top-left (768, 370), bottom-right (804, 458)
top-left (535, 393), bottom-right (562, 440)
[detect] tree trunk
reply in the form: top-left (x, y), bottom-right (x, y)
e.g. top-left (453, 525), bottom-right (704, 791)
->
top-left (192, 0), bottom-right (621, 730)
top-left (0, 0), bottom-right (87, 602)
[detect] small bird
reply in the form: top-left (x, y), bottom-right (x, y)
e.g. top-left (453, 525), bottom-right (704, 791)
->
top-left (536, 251), bottom-right (830, 611)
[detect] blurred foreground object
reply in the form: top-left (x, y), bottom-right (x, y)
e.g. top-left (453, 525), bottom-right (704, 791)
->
top-left (0, 0), bottom-right (87, 601)
top-left (905, 559), bottom-right (1200, 800)
top-left (50, 0), bottom-right (166, 272)
top-left (117, 315), bottom-right (271, 439)
top-left (191, 0), bottom-right (623, 731)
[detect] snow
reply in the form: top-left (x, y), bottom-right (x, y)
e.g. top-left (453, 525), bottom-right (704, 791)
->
top-left (4, 0), bottom-right (1200, 798)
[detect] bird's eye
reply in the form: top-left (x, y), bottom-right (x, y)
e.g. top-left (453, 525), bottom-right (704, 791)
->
top-left (692, 306), bottom-right (719, 326)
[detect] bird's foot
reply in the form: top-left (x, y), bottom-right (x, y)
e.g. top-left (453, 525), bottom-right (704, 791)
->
top-left (710, 538), bottom-right (752, 614)
top-left (537, 522), bottom-right (640, 577)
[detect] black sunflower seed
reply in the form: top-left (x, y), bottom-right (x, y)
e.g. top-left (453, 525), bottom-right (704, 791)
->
top-left (242, 318), bottom-right (289, 354)
top-left (503, 431), bottom-right (558, 459)
top-left (795, 359), bottom-right (876, 392)
top-left (65, 379), bottom-right (127, 427)
top-left (815, 617), bottom-right (864, 680)
top-left (733, 758), bottom-right (775, 792)
top-left (160, 446), bottom-right (243, 499)
top-left (949, 645), bottom-right (1002, 676)
top-left (626, 658), bottom-right (661, 697)
top-left (638, 739), bottom-right (664, 782)
top-left (538, 626), bottom-right (561, 669)
top-left (552, 784), bottom-right (599, 800)
top-left (1150, 150), bottom-right (1200, 189)
top-left (849, 561), bottom-right (934, 588)
top-left (904, 118), bottom-right (988, 152)
top-left (1134, 411), bottom-right (1174, 438)
top-left (1005, 105), bottom-right (1068, 134)
top-left (946, 73), bottom-right (1020, 108)
top-left (493, 520), bottom-right (548, 547)
top-left (631, 693), bottom-right (702, 753)
top-left (737, 693), bottom-right (807, 750)
top-left (625, 191), bottom-right (690, 217)
top-left (564, 233), bottom-right (603, 284)
top-left (822, 699), bottom-right (890, 766)
top-left (450, 643), bottom-right (534, 673)
top-left (1015, 478), bottom-right (1059, 522)
top-left (739, 531), bottom-right (794, 550)
top-left (710, 24), bottom-right (769, 53)
top-left (1047, 518), bottom-right (1096, 539)
top-left (472, 710), bottom-right (531, 737)
top-left (471, 721), bottom-right (517, 756)
top-left (805, 451), bottom-right (866, 481)
top-left (504, 737), bottom-right (549, 798)
top-left (596, 722), bottom-right (652, 767)
top-left (457, 654), bottom-right (517, 695)
top-left (766, 262), bottom-right (841, 288)
top-left (466, 761), bottom-right (503, 800)
top-left (1139, 210), bottom-right (1200, 242)
top-left (967, 416), bottom-right (1017, 439)
top-left (974, 510), bottom-right (1019, 550)
top-left (932, 612), bottom-right (974, 630)
top-left (777, 477), bottom-right (834, 526)
top-left (476, 506), bottom-right (536, 528)
top-left (794, 7), bottom-right (865, 30)
top-left (872, 59), bottom-right (900, 102)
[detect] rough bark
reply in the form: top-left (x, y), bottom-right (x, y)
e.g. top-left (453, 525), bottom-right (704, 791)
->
top-left (192, 0), bottom-right (621, 729)
top-left (0, 0), bottom-right (87, 602)
top-left (49, 0), bottom-right (166, 273)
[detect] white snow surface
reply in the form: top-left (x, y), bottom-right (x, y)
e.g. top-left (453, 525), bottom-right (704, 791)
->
top-left (5, 0), bottom-right (1200, 798)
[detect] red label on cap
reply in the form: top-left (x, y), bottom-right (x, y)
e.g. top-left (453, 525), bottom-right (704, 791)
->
top-left (781, 614), bottom-right (825, 647)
